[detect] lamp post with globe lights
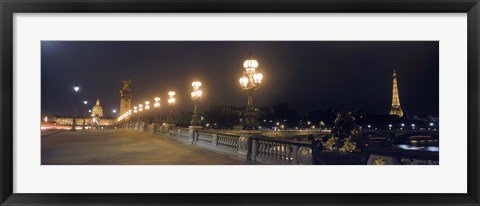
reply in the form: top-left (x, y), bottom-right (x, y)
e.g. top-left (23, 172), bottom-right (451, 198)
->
top-left (190, 81), bottom-right (203, 127)
top-left (138, 104), bottom-right (144, 130)
top-left (71, 83), bottom-right (80, 131)
top-left (167, 91), bottom-right (176, 126)
top-left (144, 101), bottom-right (151, 124)
top-left (133, 106), bottom-right (138, 128)
top-left (153, 97), bottom-right (161, 123)
top-left (144, 101), bottom-right (150, 111)
top-left (239, 57), bottom-right (263, 130)
top-left (82, 100), bottom-right (88, 129)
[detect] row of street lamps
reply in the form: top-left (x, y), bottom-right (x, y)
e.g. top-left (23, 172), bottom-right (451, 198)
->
top-left (117, 57), bottom-right (263, 129)
top-left (117, 81), bottom-right (204, 128)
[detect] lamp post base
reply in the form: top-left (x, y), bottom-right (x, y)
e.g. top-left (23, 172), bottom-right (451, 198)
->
top-left (244, 105), bottom-right (259, 130)
top-left (190, 114), bottom-right (202, 127)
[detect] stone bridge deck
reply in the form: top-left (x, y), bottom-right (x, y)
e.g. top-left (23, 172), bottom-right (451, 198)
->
top-left (41, 129), bottom-right (254, 165)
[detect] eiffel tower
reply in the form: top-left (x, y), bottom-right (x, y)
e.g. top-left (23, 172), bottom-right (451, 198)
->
top-left (389, 69), bottom-right (404, 117)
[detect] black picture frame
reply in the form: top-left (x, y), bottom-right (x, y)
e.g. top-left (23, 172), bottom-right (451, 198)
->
top-left (1, 0), bottom-right (479, 205)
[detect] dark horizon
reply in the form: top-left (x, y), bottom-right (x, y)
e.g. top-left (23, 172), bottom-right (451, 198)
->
top-left (41, 41), bottom-right (439, 117)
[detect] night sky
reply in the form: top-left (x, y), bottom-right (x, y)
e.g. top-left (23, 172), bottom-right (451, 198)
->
top-left (41, 41), bottom-right (439, 117)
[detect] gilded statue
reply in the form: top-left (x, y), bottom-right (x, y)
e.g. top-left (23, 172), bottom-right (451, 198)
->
top-left (121, 79), bottom-right (132, 90)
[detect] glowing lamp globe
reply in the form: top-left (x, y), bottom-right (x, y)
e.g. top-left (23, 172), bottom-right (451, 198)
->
top-left (192, 81), bottom-right (202, 89)
top-left (243, 59), bottom-right (259, 70)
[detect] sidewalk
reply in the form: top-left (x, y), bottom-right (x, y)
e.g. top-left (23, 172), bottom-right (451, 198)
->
top-left (41, 129), bottom-right (254, 165)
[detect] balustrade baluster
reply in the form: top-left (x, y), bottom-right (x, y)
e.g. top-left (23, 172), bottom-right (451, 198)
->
top-left (280, 144), bottom-right (285, 161)
top-left (267, 143), bottom-right (273, 159)
top-left (273, 143), bottom-right (278, 159)
top-left (279, 144), bottom-right (283, 161)
top-left (272, 143), bottom-right (277, 159)
top-left (259, 141), bottom-right (265, 157)
top-left (263, 142), bottom-right (268, 158)
top-left (286, 145), bottom-right (292, 162)
top-left (262, 142), bottom-right (267, 157)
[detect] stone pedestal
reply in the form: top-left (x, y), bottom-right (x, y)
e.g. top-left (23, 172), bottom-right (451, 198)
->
top-left (237, 131), bottom-right (261, 160)
top-left (152, 123), bottom-right (161, 134)
top-left (188, 126), bottom-right (203, 145)
top-left (244, 105), bottom-right (259, 130)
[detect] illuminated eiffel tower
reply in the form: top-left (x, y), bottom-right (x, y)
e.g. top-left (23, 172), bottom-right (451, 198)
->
top-left (389, 69), bottom-right (404, 117)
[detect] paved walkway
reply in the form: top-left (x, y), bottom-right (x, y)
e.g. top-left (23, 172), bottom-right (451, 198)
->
top-left (41, 129), bottom-right (253, 165)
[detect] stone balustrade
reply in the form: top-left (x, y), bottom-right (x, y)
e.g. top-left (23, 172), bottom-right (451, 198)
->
top-left (122, 123), bottom-right (438, 165)
top-left (193, 131), bottom-right (245, 159)
top-left (251, 137), bottom-right (313, 165)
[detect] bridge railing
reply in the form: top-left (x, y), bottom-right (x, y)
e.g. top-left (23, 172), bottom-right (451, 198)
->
top-left (251, 136), bottom-right (313, 165)
top-left (195, 129), bottom-right (313, 164)
top-left (193, 130), bottom-right (245, 159)
top-left (126, 125), bottom-right (438, 165)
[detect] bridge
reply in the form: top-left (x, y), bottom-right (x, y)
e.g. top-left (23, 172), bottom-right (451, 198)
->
top-left (42, 122), bottom-right (439, 165)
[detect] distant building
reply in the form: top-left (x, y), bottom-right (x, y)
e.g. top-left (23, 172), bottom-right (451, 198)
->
top-left (92, 98), bottom-right (104, 117)
top-left (47, 115), bottom-right (116, 126)
top-left (389, 69), bottom-right (404, 117)
top-left (211, 105), bottom-right (270, 118)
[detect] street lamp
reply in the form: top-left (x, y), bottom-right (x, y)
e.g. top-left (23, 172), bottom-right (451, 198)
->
top-left (127, 109), bottom-right (132, 128)
top-left (71, 83), bottom-right (80, 131)
top-left (154, 97), bottom-right (161, 108)
top-left (136, 104), bottom-right (144, 130)
top-left (190, 81), bottom-right (203, 127)
top-left (167, 91), bottom-right (176, 125)
top-left (239, 57), bottom-right (263, 130)
top-left (82, 100), bottom-right (88, 130)
top-left (144, 101), bottom-right (151, 124)
top-left (153, 97), bottom-right (161, 123)
top-left (144, 101), bottom-right (150, 110)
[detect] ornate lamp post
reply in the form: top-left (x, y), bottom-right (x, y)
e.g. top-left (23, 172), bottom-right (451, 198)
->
top-left (239, 57), bottom-right (263, 130)
top-left (137, 104), bottom-right (144, 130)
top-left (82, 100), bottom-right (88, 129)
top-left (144, 101), bottom-right (150, 111)
top-left (144, 101), bottom-right (151, 124)
top-left (71, 83), bottom-right (80, 131)
top-left (190, 81), bottom-right (203, 127)
top-left (88, 109), bottom-right (93, 128)
top-left (167, 91), bottom-right (176, 125)
top-left (127, 109), bottom-right (132, 128)
top-left (154, 97), bottom-right (161, 123)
